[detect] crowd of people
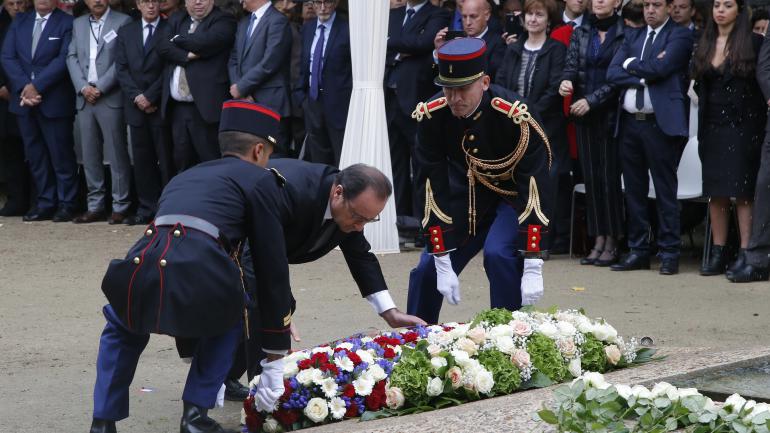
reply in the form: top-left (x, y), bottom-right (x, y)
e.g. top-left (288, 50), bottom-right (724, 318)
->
top-left (1, 0), bottom-right (770, 282)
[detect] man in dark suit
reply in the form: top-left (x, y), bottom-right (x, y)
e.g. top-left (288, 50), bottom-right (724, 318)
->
top-left (158, 0), bottom-right (236, 173)
top-left (227, 0), bottom-right (292, 154)
top-left (607, 0), bottom-right (693, 275)
top-left (0, 0), bottom-right (30, 217)
top-left (294, 0), bottom-right (351, 166)
top-left (385, 0), bottom-right (449, 227)
top-left (115, 0), bottom-right (173, 225)
top-left (1, 0), bottom-right (78, 222)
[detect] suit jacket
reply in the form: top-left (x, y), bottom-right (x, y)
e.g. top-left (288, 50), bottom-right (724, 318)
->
top-left (0, 9), bottom-right (75, 118)
top-left (607, 19), bottom-right (694, 137)
top-left (228, 5), bottom-right (292, 116)
top-left (66, 9), bottom-right (130, 110)
top-left (115, 18), bottom-right (168, 126)
top-left (158, 7), bottom-right (236, 123)
top-left (481, 28), bottom-right (505, 79)
top-left (756, 27), bottom-right (770, 132)
top-left (0, 9), bottom-right (13, 135)
top-left (294, 15), bottom-right (352, 130)
top-left (385, 4), bottom-right (449, 116)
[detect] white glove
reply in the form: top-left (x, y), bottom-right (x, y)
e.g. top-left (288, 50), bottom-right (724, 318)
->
top-left (434, 254), bottom-right (460, 305)
top-left (254, 357), bottom-right (285, 413)
top-left (521, 258), bottom-right (544, 305)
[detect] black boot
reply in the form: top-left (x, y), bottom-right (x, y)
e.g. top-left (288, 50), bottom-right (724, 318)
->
top-left (726, 263), bottom-right (770, 283)
top-left (180, 402), bottom-right (237, 433)
top-left (700, 245), bottom-right (727, 276)
top-left (89, 419), bottom-right (116, 433)
top-left (727, 248), bottom-right (747, 275)
top-left (224, 378), bottom-right (249, 401)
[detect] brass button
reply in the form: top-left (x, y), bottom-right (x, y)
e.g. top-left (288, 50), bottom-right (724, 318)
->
top-left (173, 229), bottom-right (181, 237)
top-left (472, 148), bottom-right (478, 154)
top-left (434, 245), bottom-right (440, 250)
top-left (468, 134), bottom-right (476, 141)
top-left (531, 236), bottom-right (537, 241)
top-left (433, 237), bottom-right (439, 243)
top-left (160, 259), bottom-right (167, 267)
top-left (531, 242), bottom-right (537, 248)
top-left (432, 229), bottom-right (438, 235)
top-left (145, 229), bottom-right (153, 236)
top-left (532, 227), bottom-right (538, 233)
top-left (133, 257), bottom-right (141, 265)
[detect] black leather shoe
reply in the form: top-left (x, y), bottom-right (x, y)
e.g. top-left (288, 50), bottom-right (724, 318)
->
top-left (224, 378), bottom-right (249, 401)
top-left (580, 248), bottom-right (602, 265)
top-left (595, 249), bottom-right (618, 267)
top-left (180, 402), bottom-right (237, 433)
top-left (700, 245), bottom-right (727, 276)
top-left (22, 207), bottom-right (55, 222)
top-left (89, 418), bottom-right (116, 433)
top-left (726, 263), bottom-right (770, 283)
top-left (659, 257), bottom-right (679, 275)
top-left (610, 252), bottom-right (650, 271)
top-left (124, 214), bottom-right (153, 226)
top-left (53, 207), bottom-right (76, 223)
top-left (727, 248), bottom-right (747, 275)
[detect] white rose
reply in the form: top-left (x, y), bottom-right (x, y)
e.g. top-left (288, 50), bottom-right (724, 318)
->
top-left (356, 349), bottom-right (375, 366)
top-left (495, 336), bottom-right (516, 355)
top-left (488, 324), bottom-right (514, 339)
top-left (510, 349), bottom-right (531, 369)
top-left (576, 316), bottom-right (594, 334)
top-left (750, 403), bottom-right (770, 418)
top-left (510, 320), bottom-right (533, 337)
top-left (427, 344), bottom-right (443, 357)
top-left (334, 356), bottom-right (355, 372)
top-left (296, 369), bottom-right (315, 386)
top-left (568, 358), bottom-right (582, 378)
top-left (320, 377), bottom-right (338, 399)
top-left (449, 323), bottom-right (471, 339)
top-left (328, 397), bottom-right (347, 420)
top-left (556, 339), bottom-right (577, 358)
top-left (538, 322), bottom-right (558, 339)
top-left (385, 386), bottom-right (405, 409)
top-left (651, 382), bottom-right (676, 398)
top-left (605, 345), bottom-right (622, 366)
top-left (744, 400), bottom-right (757, 413)
top-left (592, 323), bottom-right (618, 343)
top-left (428, 331), bottom-right (454, 347)
top-left (556, 321), bottom-right (577, 338)
top-left (311, 346), bottom-right (333, 356)
top-left (511, 310), bottom-right (529, 321)
top-left (582, 372), bottom-right (610, 390)
top-left (450, 349), bottom-right (471, 367)
top-left (304, 397), bottom-right (329, 423)
top-left (426, 377), bottom-right (444, 396)
top-left (353, 376), bottom-right (374, 396)
top-left (430, 356), bottom-right (448, 371)
top-left (631, 385), bottom-right (653, 400)
top-left (455, 337), bottom-right (479, 356)
top-left (446, 366), bottom-right (463, 389)
top-left (263, 417), bottom-right (281, 433)
top-left (283, 360), bottom-right (299, 378)
top-left (615, 384), bottom-right (633, 400)
top-left (704, 398), bottom-right (718, 413)
top-left (474, 369), bottom-right (495, 394)
top-left (467, 326), bottom-right (487, 344)
top-left (365, 364), bottom-right (387, 382)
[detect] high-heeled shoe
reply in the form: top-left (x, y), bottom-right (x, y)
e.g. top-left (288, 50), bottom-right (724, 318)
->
top-left (580, 248), bottom-right (603, 265)
top-left (595, 249), bottom-right (618, 267)
top-left (701, 245), bottom-right (727, 276)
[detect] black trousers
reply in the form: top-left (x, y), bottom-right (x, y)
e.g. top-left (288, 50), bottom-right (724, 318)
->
top-left (129, 113), bottom-right (173, 217)
top-left (302, 98), bottom-right (344, 167)
top-left (385, 88), bottom-right (418, 218)
top-left (619, 113), bottom-right (681, 259)
top-left (746, 131), bottom-right (770, 267)
top-left (1, 113), bottom-right (31, 212)
top-left (170, 101), bottom-right (219, 173)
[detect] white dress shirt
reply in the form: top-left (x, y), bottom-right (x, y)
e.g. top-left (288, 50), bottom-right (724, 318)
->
top-left (562, 12), bottom-right (583, 27)
top-left (247, 1), bottom-right (271, 39)
top-left (170, 17), bottom-right (200, 102)
top-left (622, 19), bottom-right (668, 114)
top-left (35, 11), bottom-right (52, 33)
top-left (87, 8), bottom-right (110, 84)
top-left (309, 12), bottom-right (336, 77)
top-left (142, 16), bottom-right (160, 45)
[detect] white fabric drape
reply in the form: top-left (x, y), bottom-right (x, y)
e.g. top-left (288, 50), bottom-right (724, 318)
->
top-left (339, 0), bottom-right (400, 254)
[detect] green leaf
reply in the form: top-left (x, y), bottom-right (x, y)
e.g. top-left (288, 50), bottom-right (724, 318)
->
top-left (360, 409), bottom-right (397, 421)
top-left (664, 416), bottom-right (678, 431)
top-left (537, 409), bottom-right (559, 424)
top-left (521, 371), bottom-right (556, 390)
top-left (654, 397), bottom-right (671, 409)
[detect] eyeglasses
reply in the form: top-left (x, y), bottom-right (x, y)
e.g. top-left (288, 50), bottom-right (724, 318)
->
top-left (311, 0), bottom-right (335, 6)
top-left (344, 199), bottom-right (381, 224)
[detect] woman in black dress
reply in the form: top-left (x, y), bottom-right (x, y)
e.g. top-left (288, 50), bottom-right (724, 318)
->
top-left (692, 0), bottom-right (765, 276)
top-left (558, 0), bottom-right (625, 266)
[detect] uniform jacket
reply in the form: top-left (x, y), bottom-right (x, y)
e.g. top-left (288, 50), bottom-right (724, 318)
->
top-left (66, 8), bottom-right (131, 110)
top-left (414, 84), bottom-right (553, 253)
top-left (228, 4), bottom-right (292, 116)
top-left (0, 8), bottom-right (75, 118)
top-left (607, 19), bottom-right (694, 137)
top-left (158, 7), bottom-right (236, 123)
top-left (115, 17), bottom-right (169, 126)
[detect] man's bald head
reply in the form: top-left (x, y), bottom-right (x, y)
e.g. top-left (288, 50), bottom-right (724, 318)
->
top-left (461, 0), bottom-right (491, 37)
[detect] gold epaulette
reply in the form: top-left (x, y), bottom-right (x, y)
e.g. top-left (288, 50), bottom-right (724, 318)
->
top-left (411, 97), bottom-right (448, 122)
top-left (490, 96), bottom-right (552, 169)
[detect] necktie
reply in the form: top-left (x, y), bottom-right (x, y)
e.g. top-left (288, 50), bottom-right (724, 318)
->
top-left (243, 13), bottom-right (256, 53)
top-left (404, 8), bottom-right (415, 27)
top-left (635, 30), bottom-right (655, 110)
top-left (309, 220), bottom-right (337, 253)
top-left (309, 24), bottom-right (325, 101)
top-left (568, 20), bottom-right (576, 27)
top-left (143, 23), bottom-right (154, 54)
top-left (31, 17), bottom-right (45, 58)
top-left (178, 19), bottom-right (198, 98)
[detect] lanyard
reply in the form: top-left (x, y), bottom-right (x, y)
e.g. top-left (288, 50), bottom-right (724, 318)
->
top-left (89, 17), bottom-right (102, 44)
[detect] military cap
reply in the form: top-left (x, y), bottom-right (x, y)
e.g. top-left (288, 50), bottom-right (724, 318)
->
top-left (219, 100), bottom-right (280, 145)
top-left (434, 37), bottom-right (487, 88)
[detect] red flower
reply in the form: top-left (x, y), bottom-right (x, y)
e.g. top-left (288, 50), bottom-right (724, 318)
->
top-left (345, 402), bottom-right (358, 418)
top-left (401, 331), bottom-right (418, 343)
top-left (281, 379), bottom-right (292, 400)
top-left (298, 359), bottom-right (312, 370)
top-left (343, 384), bottom-right (356, 398)
top-left (383, 347), bottom-right (396, 359)
top-left (244, 413), bottom-right (264, 432)
top-left (365, 392), bottom-right (384, 411)
top-left (320, 362), bottom-right (339, 376)
top-left (347, 352), bottom-right (362, 365)
top-left (310, 352), bottom-right (329, 366)
top-left (273, 408), bottom-right (300, 427)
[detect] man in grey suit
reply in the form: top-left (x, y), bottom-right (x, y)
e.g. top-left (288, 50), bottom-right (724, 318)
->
top-left (66, 0), bottom-right (131, 224)
top-left (228, 0), bottom-right (291, 154)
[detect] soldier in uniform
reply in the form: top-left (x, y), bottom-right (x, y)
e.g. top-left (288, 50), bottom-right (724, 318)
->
top-left (407, 38), bottom-right (553, 324)
top-left (90, 101), bottom-right (293, 433)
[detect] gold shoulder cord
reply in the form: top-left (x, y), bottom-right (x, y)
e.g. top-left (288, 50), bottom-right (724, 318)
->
top-left (230, 242), bottom-right (250, 339)
top-left (422, 179), bottom-right (453, 227)
top-left (463, 100), bottom-right (552, 235)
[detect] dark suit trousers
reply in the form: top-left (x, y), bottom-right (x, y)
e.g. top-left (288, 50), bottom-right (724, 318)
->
top-left (385, 87), bottom-right (418, 218)
top-left (129, 113), bottom-right (173, 218)
top-left (16, 111), bottom-right (78, 211)
top-left (746, 131), bottom-right (770, 267)
top-left (619, 113), bottom-right (681, 258)
top-left (1, 116), bottom-right (31, 211)
top-left (302, 98), bottom-right (344, 167)
top-left (170, 101), bottom-right (219, 173)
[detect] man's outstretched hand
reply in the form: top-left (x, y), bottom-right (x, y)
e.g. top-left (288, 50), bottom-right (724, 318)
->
top-left (380, 308), bottom-right (427, 328)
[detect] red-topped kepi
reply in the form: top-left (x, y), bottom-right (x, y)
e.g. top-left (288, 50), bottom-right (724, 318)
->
top-left (219, 100), bottom-right (281, 145)
top-left (435, 37), bottom-right (488, 88)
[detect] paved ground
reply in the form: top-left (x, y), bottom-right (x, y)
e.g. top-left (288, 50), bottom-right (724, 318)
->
top-left (0, 217), bottom-right (768, 432)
